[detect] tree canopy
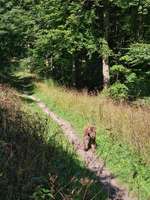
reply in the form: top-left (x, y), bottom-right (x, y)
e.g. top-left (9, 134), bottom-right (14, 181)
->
top-left (0, 0), bottom-right (150, 98)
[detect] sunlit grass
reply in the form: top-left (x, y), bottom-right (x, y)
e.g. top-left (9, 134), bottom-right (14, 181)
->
top-left (34, 80), bottom-right (150, 200)
top-left (35, 81), bottom-right (150, 163)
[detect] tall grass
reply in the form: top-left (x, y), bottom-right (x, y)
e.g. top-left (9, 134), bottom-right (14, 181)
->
top-left (34, 81), bottom-right (150, 200)
top-left (36, 81), bottom-right (150, 164)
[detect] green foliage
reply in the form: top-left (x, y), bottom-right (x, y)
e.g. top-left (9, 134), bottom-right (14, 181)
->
top-left (32, 186), bottom-right (54, 200)
top-left (0, 2), bottom-right (35, 63)
top-left (110, 62), bottom-right (150, 99)
top-left (19, 57), bottom-right (32, 70)
top-left (97, 38), bottom-right (112, 58)
top-left (111, 64), bottom-right (130, 74)
top-left (110, 64), bottom-right (130, 82)
top-left (108, 82), bottom-right (129, 100)
top-left (0, 0), bottom-right (150, 95)
top-left (121, 43), bottom-right (150, 66)
top-left (119, 43), bottom-right (150, 97)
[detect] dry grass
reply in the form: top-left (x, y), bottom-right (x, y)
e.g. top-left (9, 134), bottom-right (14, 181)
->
top-left (36, 82), bottom-right (150, 164)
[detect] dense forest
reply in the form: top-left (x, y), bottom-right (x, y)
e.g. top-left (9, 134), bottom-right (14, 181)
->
top-left (0, 0), bottom-right (150, 99)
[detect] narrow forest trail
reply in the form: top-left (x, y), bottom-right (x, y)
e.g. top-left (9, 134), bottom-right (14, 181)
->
top-left (28, 95), bottom-right (136, 200)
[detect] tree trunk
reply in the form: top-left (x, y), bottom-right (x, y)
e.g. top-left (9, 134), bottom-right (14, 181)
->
top-left (102, 1), bottom-right (110, 89)
top-left (72, 57), bottom-right (76, 87)
top-left (138, 13), bottom-right (143, 41)
top-left (102, 56), bottom-right (110, 88)
top-left (138, 0), bottom-right (144, 41)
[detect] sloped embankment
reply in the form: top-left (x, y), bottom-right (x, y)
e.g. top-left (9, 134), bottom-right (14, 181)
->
top-left (0, 85), bottom-right (107, 200)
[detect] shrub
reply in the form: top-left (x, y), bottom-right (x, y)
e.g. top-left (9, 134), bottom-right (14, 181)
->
top-left (110, 64), bottom-right (130, 83)
top-left (108, 82), bottom-right (129, 100)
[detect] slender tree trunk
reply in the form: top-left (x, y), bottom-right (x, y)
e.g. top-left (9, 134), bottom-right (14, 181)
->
top-left (138, 0), bottom-right (144, 41)
top-left (102, 56), bottom-right (110, 88)
top-left (138, 13), bottom-right (143, 41)
top-left (45, 55), bottom-right (49, 67)
top-left (72, 56), bottom-right (76, 87)
top-left (102, 1), bottom-right (110, 89)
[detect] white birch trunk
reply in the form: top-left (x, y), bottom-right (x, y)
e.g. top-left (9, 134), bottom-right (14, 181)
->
top-left (102, 56), bottom-right (110, 88)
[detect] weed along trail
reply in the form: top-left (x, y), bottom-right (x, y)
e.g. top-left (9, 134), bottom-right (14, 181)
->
top-left (28, 95), bottom-right (136, 200)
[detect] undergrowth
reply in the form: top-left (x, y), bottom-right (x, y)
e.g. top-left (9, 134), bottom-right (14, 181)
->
top-left (0, 84), bottom-right (106, 200)
top-left (33, 80), bottom-right (150, 200)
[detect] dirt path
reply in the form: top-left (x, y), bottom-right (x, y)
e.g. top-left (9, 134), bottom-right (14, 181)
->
top-left (29, 95), bottom-right (136, 200)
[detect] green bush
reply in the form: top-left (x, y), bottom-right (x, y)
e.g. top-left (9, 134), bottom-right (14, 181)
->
top-left (108, 82), bottom-right (129, 100)
top-left (32, 186), bottom-right (54, 200)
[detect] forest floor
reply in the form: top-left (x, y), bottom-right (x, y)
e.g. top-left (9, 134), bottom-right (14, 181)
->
top-left (25, 94), bottom-right (136, 200)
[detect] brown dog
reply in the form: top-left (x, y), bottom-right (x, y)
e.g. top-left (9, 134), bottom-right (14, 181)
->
top-left (83, 126), bottom-right (96, 151)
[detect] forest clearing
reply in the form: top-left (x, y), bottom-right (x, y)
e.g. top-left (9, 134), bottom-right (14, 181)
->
top-left (0, 0), bottom-right (150, 199)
